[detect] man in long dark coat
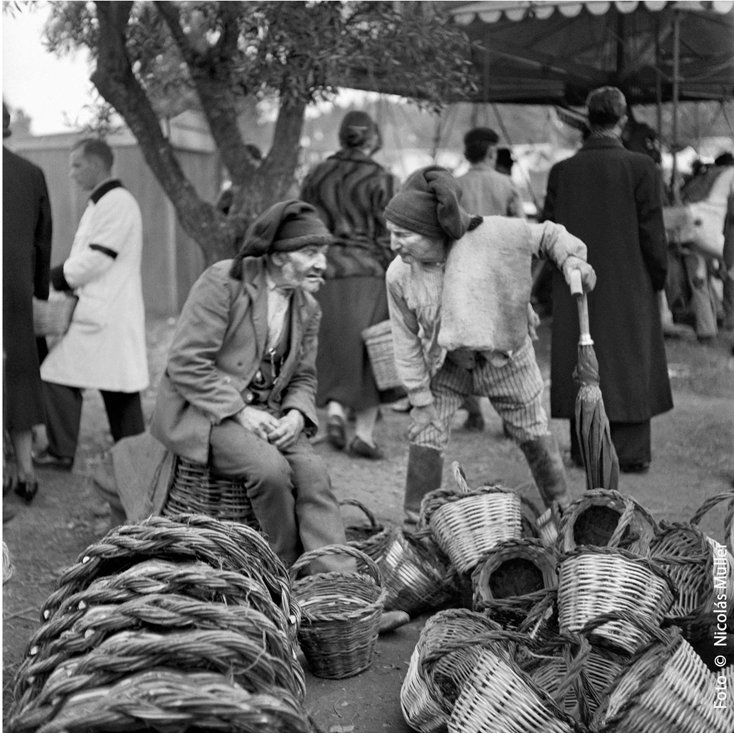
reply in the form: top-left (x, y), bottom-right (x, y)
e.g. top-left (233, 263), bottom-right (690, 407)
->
top-left (543, 86), bottom-right (672, 473)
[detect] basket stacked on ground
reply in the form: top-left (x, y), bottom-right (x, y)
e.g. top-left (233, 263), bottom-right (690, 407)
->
top-left (289, 544), bottom-right (386, 679)
top-left (650, 493), bottom-right (734, 648)
top-left (471, 537), bottom-right (558, 628)
top-left (379, 529), bottom-right (458, 616)
top-left (340, 498), bottom-right (393, 564)
top-left (418, 463), bottom-right (523, 576)
top-left (7, 514), bottom-right (310, 733)
top-left (400, 609), bottom-right (502, 733)
top-left (361, 319), bottom-right (403, 391)
top-left (589, 611), bottom-right (731, 733)
top-left (162, 456), bottom-right (261, 529)
top-left (557, 545), bottom-right (676, 655)
top-left (559, 488), bottom-right (658, 556)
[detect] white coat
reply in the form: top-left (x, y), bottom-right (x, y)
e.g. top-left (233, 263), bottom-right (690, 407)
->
top-left (41, 180), bottom-right (149, 392)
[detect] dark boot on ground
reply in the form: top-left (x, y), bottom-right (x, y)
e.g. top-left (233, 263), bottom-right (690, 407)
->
top-left (519, 434), bottom-right (572, 522)
top-left (404, 445), bottom-right (444, 530)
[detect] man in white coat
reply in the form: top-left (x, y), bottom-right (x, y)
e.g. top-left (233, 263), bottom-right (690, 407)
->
top-left (35, 138), bottom-right (148, 470)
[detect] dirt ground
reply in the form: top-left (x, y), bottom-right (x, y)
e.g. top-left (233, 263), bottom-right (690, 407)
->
top-left (3, 315), bottom-right (734, 731)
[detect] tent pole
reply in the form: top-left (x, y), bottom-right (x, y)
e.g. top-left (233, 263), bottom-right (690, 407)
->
top-left (671, 9), bottom-right (681, 204)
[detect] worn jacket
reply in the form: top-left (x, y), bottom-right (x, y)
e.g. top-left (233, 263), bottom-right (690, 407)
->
top-left (150, 258), bottom-right (321, 464)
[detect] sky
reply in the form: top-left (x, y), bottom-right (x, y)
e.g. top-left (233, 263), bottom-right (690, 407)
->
top-left (2, 1), bottom-right (97, 135)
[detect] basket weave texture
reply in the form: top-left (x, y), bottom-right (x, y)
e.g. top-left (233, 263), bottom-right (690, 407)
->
top-left (559, 489), bottom-right (657, 556)
top-left (163, 457), bottom-right (260, 529)
top-left (420, 472), bottom-right (523, 575)
top-left (400, 609), bottom-right (502, 733)
top-left (590, 612), bottom-right (730, 733)
top-left (32, 292), bottom-right (78, 337)
top-left (340, 498), bottom-right (393, 564)
top-left (290, 544), bottom-right (386, 679)
top-left (380, 529), bottom-right (457, 615)
top-left (361, 320), bottom-right (403, 391)
top-left (557, 546), bottom-right (676, 655)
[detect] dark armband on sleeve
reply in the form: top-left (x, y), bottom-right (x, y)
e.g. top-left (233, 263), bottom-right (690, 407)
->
top-left (89, 244), bottom-right (118, 259)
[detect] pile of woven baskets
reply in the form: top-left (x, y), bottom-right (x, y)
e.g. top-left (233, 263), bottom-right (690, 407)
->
top-left (6, 513), bottom-right (313, 733)
top-left (398, 465), bottom-right (734, 733)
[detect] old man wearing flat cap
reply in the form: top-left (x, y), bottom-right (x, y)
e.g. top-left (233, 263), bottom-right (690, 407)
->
top-left (150, 200), bottom-right (350, 571)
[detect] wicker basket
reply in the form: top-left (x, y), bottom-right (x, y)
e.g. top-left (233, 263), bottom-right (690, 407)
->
top-left (340, 498), bottom-right (393, 564)
top-left (651, 520), bottom-right (734, 646)
top-left (690, 490), bottom-right (734, 553)
top-left (380, 529), bottom-right (458, 615)
top-left (419, 463), bottom-right (523, 575)
top-left (441, 630), bottom-right (585, 733)
top-left (290, 544), bottom-right (386, 679)
top-left (163, 457), bottom-right (261, 529)
top-left (590, 612), bottom-right (729, 733)
top-left (32, 292), bottom-right (78, 337)
top-left (361, 320), bottom-right (402, 391)
top-left (400, 609), bottom-right (502, 733)
top-left (10, 670), bottom-right (312, 733)
top-left (559, 489), bottom-right (657, 556)
top-left (557, 546), bottom-right (676, 655)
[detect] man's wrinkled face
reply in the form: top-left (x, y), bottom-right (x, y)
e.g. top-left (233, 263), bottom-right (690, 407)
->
top-left (271, 245), bottom-right (328, 293)
top-left (69, 149), bottom-right (104, 192)
top-left (387, 222), bottom-right (446, 265)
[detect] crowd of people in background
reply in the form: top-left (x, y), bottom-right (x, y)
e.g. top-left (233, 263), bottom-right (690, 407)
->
top-left (3, 86), bottom-right (733, 570)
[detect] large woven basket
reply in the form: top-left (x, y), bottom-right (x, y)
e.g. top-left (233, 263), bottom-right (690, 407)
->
top-left (340, 498), bottom-right (393, 564)
top-left (557, 546), bottom-right (676, 655)
top-left (590, 612), bottom-right (730, 733)
top-left (441, 630), bottom-right (586, 733)
top-left (400, 609), bottom-right (502, 733)
top-left (380, 529), bottom-right (458, 616)
top-left (9, 670), bottom-right (313, 733)
top-left (559, 489), bottom-right (657, 556)
top-left (419, 463), bottom-right (522, 575)
top-left (163, 457), bottom-right (261, 529)
top-left (361, 320), bottom-right (402, 391)
top-left (290, 544), bottom-right (386, 679)
top-left (651, 519), bottom-right (734, 646)
top-left (32, 292), bottom-right (78, 337)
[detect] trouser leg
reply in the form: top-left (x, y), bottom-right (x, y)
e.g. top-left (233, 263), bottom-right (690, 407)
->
top-left (42, 382), bottom-right (83, 460)
top-left (684, 252), bottom-right (717, 338)
top-left (210, 419), bottom-right (299, 567)
top-left (101, 391), bottom-right (145, 443)
top-left (518, 435), bottom-right (571, 511)
top-left (609, 420), bottom-right (651, 467)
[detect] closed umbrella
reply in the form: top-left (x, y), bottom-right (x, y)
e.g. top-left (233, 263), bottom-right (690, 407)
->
top-left (570, 271), bottom-right (619, 492)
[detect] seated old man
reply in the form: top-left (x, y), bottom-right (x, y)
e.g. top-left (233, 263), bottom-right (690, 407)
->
top-left (148, 200), bottom-right (351, 571)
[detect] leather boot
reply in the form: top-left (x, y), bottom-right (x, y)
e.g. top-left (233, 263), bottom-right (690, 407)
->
top-left (519, 435), bottom-right (572, 514)
top-left (404, 445), bottom-right (444, 529)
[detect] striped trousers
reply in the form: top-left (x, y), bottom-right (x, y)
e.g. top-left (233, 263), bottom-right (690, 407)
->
top-left (413, 336), bottom-right (549, 453)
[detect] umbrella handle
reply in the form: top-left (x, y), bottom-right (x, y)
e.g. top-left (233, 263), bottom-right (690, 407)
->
top-left (570, 270), bottom-right (593, 346)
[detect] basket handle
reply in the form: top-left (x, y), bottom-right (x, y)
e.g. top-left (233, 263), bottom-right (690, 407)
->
top-left (578, 610), bottom-right (670, 646)
top-left (452, 462), bottom-right (471, 494)
top-left (339, 499), bottom-right (379, 530)
top-left (690, 491), bottom-right (734, 554)
top-left (607, 497), bottom-right (637, 549)
top-left (288, 543), bottom-right (382, 587)
top-left (421, 628), bottom-right (534, 669)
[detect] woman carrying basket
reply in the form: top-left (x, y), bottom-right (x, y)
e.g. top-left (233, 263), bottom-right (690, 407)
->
top-left (301, 111), bottom-right (401, 460)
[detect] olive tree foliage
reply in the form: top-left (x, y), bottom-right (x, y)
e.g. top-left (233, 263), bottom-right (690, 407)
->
top-left (42, 1), bottom-right (475, 264)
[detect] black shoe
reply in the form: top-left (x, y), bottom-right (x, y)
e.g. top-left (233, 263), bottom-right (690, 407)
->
top-left (33, 449), bottom-right (73, 471)
top-left (326, 416), bottom-right (347, 450)
top-left (348, 436), bottom-right (384, 460)
top-left (14, 478), bottom-right (39, 504)
top-left (619, 462), bottom-right (650, 474)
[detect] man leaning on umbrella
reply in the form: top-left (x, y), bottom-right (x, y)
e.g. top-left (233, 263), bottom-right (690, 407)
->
top-left (384, 166), bottom-right (596, 529)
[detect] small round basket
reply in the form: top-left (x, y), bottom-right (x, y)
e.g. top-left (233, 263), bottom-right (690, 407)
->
top-left (163, 457), bottom-right (261, 530)
top-left (559, 489), bottom-right (657, 556)
top-left (419, 463), bottom-right (522, 575)
top-left (380, 529), bottom-right (458, 616)
top-left (400, 609), bottom-right (502, 733)
top-left (290, 544), bottom-right (386, 679)
top-left (557, 546), bottom-right (676, 655)
top-left (650, 519), bottom-right (734, 646)
top-left (340, 498), bottom-right (392, 564)
top-left (32, 292), bottom-right (78, 337)
top-left (590, 612), bottom-right (729, 733)
top-left (472, 538), bottom-right (558, 614)
top-left (443, 630), bottom-right (586, 733)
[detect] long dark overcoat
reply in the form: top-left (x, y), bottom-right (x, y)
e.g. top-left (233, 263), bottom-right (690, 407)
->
top-left (543, 137), bottom-right (673, 423)
top-left (2, 146), bottom-right (52, 430)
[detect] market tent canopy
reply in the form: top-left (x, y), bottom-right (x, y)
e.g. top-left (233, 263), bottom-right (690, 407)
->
top-left (444, 1), bottom-right (734, 105)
